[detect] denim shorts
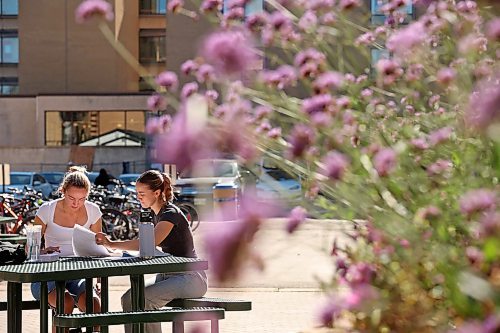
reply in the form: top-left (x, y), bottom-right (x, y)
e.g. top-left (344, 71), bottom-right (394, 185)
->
top-left (31, 279), bottom-right (88, 302)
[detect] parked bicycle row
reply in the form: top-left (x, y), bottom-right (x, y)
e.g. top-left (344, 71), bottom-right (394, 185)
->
top-left (0, 182), bottom-right (201, 240)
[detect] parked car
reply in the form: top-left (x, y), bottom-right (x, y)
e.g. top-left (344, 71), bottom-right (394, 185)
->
top-left (255, 167), bottom-right (302, 203)
top-left (39, 172), bottom-right (65, 191)
top-left (3, 172), bottom-right (53, 198)
top-left (175, 159), bottom-right (255, 211)
top-left (87, 172), bottom-right (99, 184)
top-left (118, 173), bottom-right (140, 193)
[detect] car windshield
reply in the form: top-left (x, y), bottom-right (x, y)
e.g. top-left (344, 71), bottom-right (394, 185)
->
top-left (264, 169), bottom-right (295, 181)
top-left (10, 174), bottom-right (31, 185)
top-left (120, 176), bottom-right (138, 185)
top-left (42, 174), bottom-right (63, 185)
top-left (180, 161), bottom-right (237, 178)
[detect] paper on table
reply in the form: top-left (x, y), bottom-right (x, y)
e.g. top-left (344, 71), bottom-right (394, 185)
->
top-left (72, 224), bottom-right (110, 257)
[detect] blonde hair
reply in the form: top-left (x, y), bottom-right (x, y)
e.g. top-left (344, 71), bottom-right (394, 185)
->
top-left (137, 170), bottom-right (173, 202)
top-left (59, 166), bottom-right (91, 194)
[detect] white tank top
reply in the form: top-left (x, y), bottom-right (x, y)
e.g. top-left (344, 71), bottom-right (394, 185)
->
top-left (36, 199), bottom-right (102, 256)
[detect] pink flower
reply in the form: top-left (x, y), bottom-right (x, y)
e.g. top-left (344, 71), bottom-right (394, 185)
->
top-left (465, 74), bottom-right (500, 131)
top-left (261, 65), bottom-right (297, 90)
top-left (387, 21), bottom-right (427, 56)
top-left (376, 59), bottom-right (403, 85)
top-left (204, 192), bottom-right (280, 282)
top-left (287, 124), bottom-right (315, 158)
top-left (459, 189), bottom-right (497, 217)
top-left (373, 148), bottom-right (397, 177)
top-left (313, 71), bottom-right (344, 92)
top-left (167, 0), bottom-right (184, 12)
top-left (465, 246), bottom-right (484, 265)
top-left (479, 211), bottom-right (500, 237)
top-left (301, 94), bottom-right (333, 115)
top-left (181, 82), bottom-right (199, 100)
top-left (427, 159), bottom-right (452, 176)
top-left (153, 103), bottom-right (214, 171)
top-left (321, 151), bottom-right (350, 181)
top-left (181, 60), bottom-right (199, 76)
top-left (486, 18), bottom-right (500, 41)
top-left (267, 127), bottom-right (282, 139)
top-left (196, 64), bottom-right (216, 83)
top-left (200, 0), bottom-right (223, 13)
top-left (344, 284), bottom-right (378, 309)
top-left (339, 0), bottom-right (361, 10)
top-left (147, 94), bottom-right (167, 112)
top-left (155, 71), bottom-right (178, 92)
top-left (201, 29), bottom-right (257, 76)
top-left (437, 67), bottom-right (456, 86)
top-left (317, 297), bottom-right (342, 327)
top-left (410, 138), bottom-right (429, 150)
top-left (346, 263), bottom-right (375, 286)
top-left (286, 206), bottom-right (307, 234)
top-left (429, 126), bottom-right (453, 146)
top-left (145, 114), bottom-right (171, 135)
top-left (298, 10), bottom-right (318, 31)
top-left (75, 0), bottom-right (114, 24)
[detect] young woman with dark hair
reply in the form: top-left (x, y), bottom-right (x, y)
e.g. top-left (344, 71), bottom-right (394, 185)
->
top-left (95, 170), bottom-right (207, 333)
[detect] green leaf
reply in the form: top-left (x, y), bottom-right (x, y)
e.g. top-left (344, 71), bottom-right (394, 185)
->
top-left (483, 237), bottom-right (500, 262)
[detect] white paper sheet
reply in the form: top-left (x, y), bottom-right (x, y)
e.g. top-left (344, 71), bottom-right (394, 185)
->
top-left (72, 224), bottom-right (110, 257)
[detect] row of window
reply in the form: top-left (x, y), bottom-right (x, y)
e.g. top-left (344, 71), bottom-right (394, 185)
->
top-left (0, 0), bottom-right (17, 16)
top-left (45, 111), bottom-right (145, 146)
top-left (139, 0), bottom-right (265, 16)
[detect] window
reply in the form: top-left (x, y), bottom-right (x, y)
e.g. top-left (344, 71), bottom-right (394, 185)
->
top-left (0, 30), bottom-right (18, 64)
top-left (140, 0), bottom-right (166, 15)
top-left (0, 77), bottom-right (17, 94)
top-left (223, 0), bottom-right (263, 16)
top-left (139, 30), bottom-right (166, 63)
top-left (45, 111), bottom-right (146, 146)
top-left (371, 0), bottom-right (413, 24)
top-left (0, 0), bottom-right (18, 16)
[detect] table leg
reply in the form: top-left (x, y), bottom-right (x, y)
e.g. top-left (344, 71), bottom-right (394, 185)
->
top-left (55, 281), bottom-right (65, 333)
top-left (7, 281), bottom-right (21, 333)
top-left (101, 277), bottom-right (109, 333)
top-left (130, 274), bottom-right (145, 333)
top-left (40, 282), bottom-right (49, 333)
top-left (85, 278), bottom-right (93, 333)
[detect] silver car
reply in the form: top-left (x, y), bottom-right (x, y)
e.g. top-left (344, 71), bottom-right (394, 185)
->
top-left (4, 172), bottom-right (53, 198)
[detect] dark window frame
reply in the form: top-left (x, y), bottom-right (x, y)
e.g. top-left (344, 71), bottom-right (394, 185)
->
top-left (0, 0), bottom-right (18, 17)
top-left (0, 30), bottom-right (18, 64)
top-left (0, 77), bottom-right (18, 95)
top-left (139, 0), bottom-right (166, 15)
top-left (139, 29), bottom-right (166, 64)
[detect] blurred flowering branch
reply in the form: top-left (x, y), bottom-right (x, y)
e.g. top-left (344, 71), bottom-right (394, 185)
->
top-left (77, 0), bottom-right (500, 331)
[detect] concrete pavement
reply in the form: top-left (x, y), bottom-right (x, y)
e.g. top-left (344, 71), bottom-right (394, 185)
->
top-left (0, 218), bottom-right (354, 332)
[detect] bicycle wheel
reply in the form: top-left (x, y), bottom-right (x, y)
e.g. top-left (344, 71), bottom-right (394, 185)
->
top-left (178, 203), bottom-right (200, 231)
top-left (101, 208), bottom-right (132, 240)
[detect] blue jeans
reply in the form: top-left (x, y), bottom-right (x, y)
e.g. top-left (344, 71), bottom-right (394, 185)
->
top-left (122, 271), bottom-right (208, 333)
top-left (31, 279), bottom-right (88, 303)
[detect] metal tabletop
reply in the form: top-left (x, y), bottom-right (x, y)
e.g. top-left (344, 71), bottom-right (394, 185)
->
top-left (0, 256), bottom-right (208, 333)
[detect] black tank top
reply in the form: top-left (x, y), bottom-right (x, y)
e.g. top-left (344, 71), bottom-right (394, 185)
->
top-left (153, 203), bottom-right (197, 258)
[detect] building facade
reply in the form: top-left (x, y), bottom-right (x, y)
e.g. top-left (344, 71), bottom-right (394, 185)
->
top-left (0, 0), bottom-right (167, 174)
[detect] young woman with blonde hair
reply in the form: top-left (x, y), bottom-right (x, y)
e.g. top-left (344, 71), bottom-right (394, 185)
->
top-left (31, 166), bottom-right (102, 330)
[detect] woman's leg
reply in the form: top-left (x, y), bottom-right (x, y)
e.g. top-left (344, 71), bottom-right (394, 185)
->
top-left (31, 282), bottom-right (75, 333)
top-left (121, 272), bottom-right (208, 333)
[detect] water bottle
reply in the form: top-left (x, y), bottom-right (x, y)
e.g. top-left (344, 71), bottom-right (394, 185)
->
top-left (27, 225), bottom-right (42, 262)
top-left (139, 209), bottom-right (155, 258)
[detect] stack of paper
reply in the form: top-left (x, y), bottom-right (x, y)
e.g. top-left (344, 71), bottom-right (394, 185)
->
top-left (72, 225), bottom-right (111, 257)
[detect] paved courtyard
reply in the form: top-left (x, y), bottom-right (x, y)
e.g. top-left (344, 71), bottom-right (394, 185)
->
top-left (0, 218), bottom-right (353, 332)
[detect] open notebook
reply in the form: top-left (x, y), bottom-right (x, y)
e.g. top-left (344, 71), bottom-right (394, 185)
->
top-left (71, 225), bottom-right (171, 257)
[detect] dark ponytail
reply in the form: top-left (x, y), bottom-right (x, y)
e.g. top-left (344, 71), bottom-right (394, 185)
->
top-left (137, 170), bottom-right (173, 202)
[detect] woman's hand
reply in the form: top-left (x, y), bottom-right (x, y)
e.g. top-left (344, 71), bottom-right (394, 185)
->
top-left (41, 246), bottom-right (60, 254)
top-left (95, 232), bottom-right (111, 248)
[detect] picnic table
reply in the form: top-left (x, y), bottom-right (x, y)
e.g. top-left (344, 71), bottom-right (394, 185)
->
top-left (0, 255), bottom-right (208, 333)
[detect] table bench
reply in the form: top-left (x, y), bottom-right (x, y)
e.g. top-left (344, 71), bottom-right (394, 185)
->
top-left (53, 307), bottom-right (225, 333)
top-left (0, 297), bottom-right (252, 332)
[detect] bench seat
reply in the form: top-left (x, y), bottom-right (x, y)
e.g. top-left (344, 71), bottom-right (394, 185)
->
top-left (167, 297), bottom-right (251, 311)
top-left (53, 307), bottom-right (224, 332)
